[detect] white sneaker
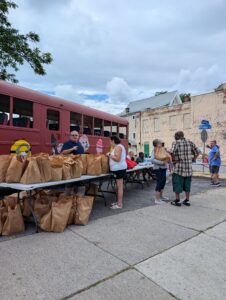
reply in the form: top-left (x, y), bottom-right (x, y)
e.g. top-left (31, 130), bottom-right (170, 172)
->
top-left (155, 199), bottom-right (165, 205)
top-left (161, 196), bottom-right (169, 201)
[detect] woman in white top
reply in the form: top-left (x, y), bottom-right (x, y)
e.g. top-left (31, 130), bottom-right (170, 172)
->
top-left (107, 136), bottom-right (127, 209)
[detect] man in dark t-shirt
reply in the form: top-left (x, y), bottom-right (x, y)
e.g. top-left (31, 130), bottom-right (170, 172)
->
top-left (61, 131), bottom-right (84, 155)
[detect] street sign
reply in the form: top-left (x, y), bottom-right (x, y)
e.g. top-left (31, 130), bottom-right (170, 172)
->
top-left (201, 129), bottom-right (208, 143)
top-left (199, 120), bottom-right (212, 130)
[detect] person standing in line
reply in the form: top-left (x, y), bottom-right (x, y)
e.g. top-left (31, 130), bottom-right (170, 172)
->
top-left (171, 131), bottom-right (200, 207)
top-left (208, 140), bottom-right (221, 186)
top-left (150, 139), bottom-right (169, 204)
top-left (107, 136), bottom-right (127, 209)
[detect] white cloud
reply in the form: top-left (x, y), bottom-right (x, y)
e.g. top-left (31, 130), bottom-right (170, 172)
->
top-left (6, 0), bottom-right (226, 111)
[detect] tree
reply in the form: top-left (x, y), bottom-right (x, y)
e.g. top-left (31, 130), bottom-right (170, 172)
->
top-left (0, 0), bottom-right (52, 83)
top-left (154, 91), bottom-right (168, 96)
top-left (180, 93), bottom-right (191, 103)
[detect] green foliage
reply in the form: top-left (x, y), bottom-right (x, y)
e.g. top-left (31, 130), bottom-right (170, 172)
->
top-left (0, 0), bottom-right (52, 83)
top-left (180, 93), bottom-right (191, 103)
top-left (154, 91), bottom-right (168, 96)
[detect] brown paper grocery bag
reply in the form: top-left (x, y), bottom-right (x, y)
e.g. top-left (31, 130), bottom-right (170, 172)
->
top-left (5, 156), bottom-right (28, 183)
top-left (87, 155), bottom-right (102, 176)
top-left (20, 157), bottom-right (42, 184)
top-left (0, 202), bottom-right (7, 235)
top-left (36, 155), bottom-right (52, 182)
top-left (3, 193), bottom-right (18, 208)
top-left (100, 154), bottom-right (109, 174)
top-left (2, 204), bottom-right (25, 235)
top-left (67, 196), bottom-right (77, 225)
top-left (0, 155), bottom-right (12, 182)
top-left (75, 196), bottom-right (94, 225)
top-left (51, 199), bottom-right (72, 232)
top-left (155, 147), bottom-right (171, 161)
top-left (80, 154), bottom-right (87, 175)
top-left (39, 209), bottom-right (52, 232)
top-left (72, 159), bottom-right (83, 178)
top-left (51, 167), bottom-right (63, 181)
top-left (62, 163), bottom-right (72, 180)
top-left (34, 197), bottom-right (51, 222)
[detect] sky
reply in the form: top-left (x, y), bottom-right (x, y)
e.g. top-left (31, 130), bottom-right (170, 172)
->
top-left (8, 0), bottom-right (226, 114)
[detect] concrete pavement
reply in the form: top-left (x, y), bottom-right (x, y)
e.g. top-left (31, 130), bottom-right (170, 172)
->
top-left (0, 181), bottom-right (226, 300)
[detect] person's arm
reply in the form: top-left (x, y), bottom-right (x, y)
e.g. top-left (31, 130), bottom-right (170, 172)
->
top-left (213, 148), bottom-right (220, 161)
top-left (150, 150), bottom-right (166, 165)
top-left (191, 142), bottom-right (200, 160)
top-left (61, 143), bottom-right (77, 155)
top-left (109, 146), bottom-right (122, 162)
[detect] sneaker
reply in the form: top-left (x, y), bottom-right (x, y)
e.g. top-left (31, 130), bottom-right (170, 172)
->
top-left (161, 196), bottom-right (169, 201)
top-left (213, 182), bottom-right (221, 187)
top-left (155, 199), bottom-right (165, 205)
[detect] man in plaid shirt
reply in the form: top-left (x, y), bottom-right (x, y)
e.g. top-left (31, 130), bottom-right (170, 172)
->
top-left (171, 131), bottom-right (200, 206)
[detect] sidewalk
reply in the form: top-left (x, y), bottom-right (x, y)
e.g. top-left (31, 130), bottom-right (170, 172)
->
top-left (0, 185), bottom-right (226, 299)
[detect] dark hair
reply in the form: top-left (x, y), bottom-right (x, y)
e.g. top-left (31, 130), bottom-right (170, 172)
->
top-left (153, 139), bottom-right (161, 147)
top-left (175, 131), bottom-right (184, 140)
top-left (110, 136), bottom-right (121, 144)
top-left (139, 152), bottom-right (144, 156)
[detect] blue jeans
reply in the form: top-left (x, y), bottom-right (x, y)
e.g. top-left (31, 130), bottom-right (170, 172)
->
top-left (154, 169), bottom-right (166, 192)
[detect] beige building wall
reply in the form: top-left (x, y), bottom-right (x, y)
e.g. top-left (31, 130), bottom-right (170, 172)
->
top-left (125, 85), bottom-right (226, 160)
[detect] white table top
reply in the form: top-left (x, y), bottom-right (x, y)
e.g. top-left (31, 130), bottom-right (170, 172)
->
top-left (0, 164), bottom-right (153, 191)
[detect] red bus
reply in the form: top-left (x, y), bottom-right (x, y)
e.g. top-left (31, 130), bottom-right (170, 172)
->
top-left (0, 81), bottom-right (128, 155)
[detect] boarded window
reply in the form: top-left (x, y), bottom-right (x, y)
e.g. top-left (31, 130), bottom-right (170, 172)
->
top-left (133, 132), bottom-right (136, 139)
top-left (142, 119), bottom-right (149, 133)
top-left (13, 98), bottom-right (33, 128)
top-left (170, 116), bottom-right (177, 130)
top-left (104, 120), bottom-right (111, 137)
top-left (183, 114), bottom-right (191, 129)
top-left (70, 112), bottom-right (82, 132)
top-left (119, 124), bottom-right (127, 139)
top-left (0, 94), bottom-right (10, 125)
top-left (112, 122), bottom-right (118, 136)
top-left (154, 118), bottom-right (160, 132)
top-left (47, 110), bottom-right (59, 131)
top-left (83, 115), bottom-right (93, 135)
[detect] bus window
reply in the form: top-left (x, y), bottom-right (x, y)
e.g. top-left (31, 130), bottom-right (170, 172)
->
top-left (112, 122), bottom-right (118, 136)
top-left (47, 110), bottom-right (59, 131)
top-left (104, 120), bottom-right (111, 137)
top-left (94, 118), bottom-right (103, 136)
top-left (83, 115), bottom-right (93, 135)
top-left (0, 94), bottom-right (10, 126)
top-left (70, 112), bottom-right (82, 132)
top-left (13, 98), bottom-right (33, 128)
top-left (119, 124), bottom-right (127, 139)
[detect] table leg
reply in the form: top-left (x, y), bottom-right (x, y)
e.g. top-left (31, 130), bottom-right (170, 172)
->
top-left (28, 190), bottom-right (39, 233)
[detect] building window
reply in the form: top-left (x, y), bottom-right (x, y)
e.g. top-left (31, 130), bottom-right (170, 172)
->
top-left (13, 98), bottom-right (33, 128)
top-left (183, 114), bottom-right (191, 129)
top-left (132, 115), bottom-right (135, 119)
top-left (112, 122), bottom-right (118, 136)
top-left (142, 119), bottom-right (149, 133)
top-left (83, 115), bottom-right (93, 135)
top-left (133, 132), bottom-right (136, 139)
top-left (70, 112), bottom-right (82, 132)
top-left (94, 118), bottom-right (103, 136)
top-left (104, 120), bottom-right (111, 137)
top-left (169, 115), bottom-right (177, 130)
top-left (47, 110), bottom-right (59, 131)
top-left (154, 118), bottom-right (160, 132)
top-left (119, 124), bottom-right (127, 139)
top-left (0, 94), bottom-right (10, 126)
